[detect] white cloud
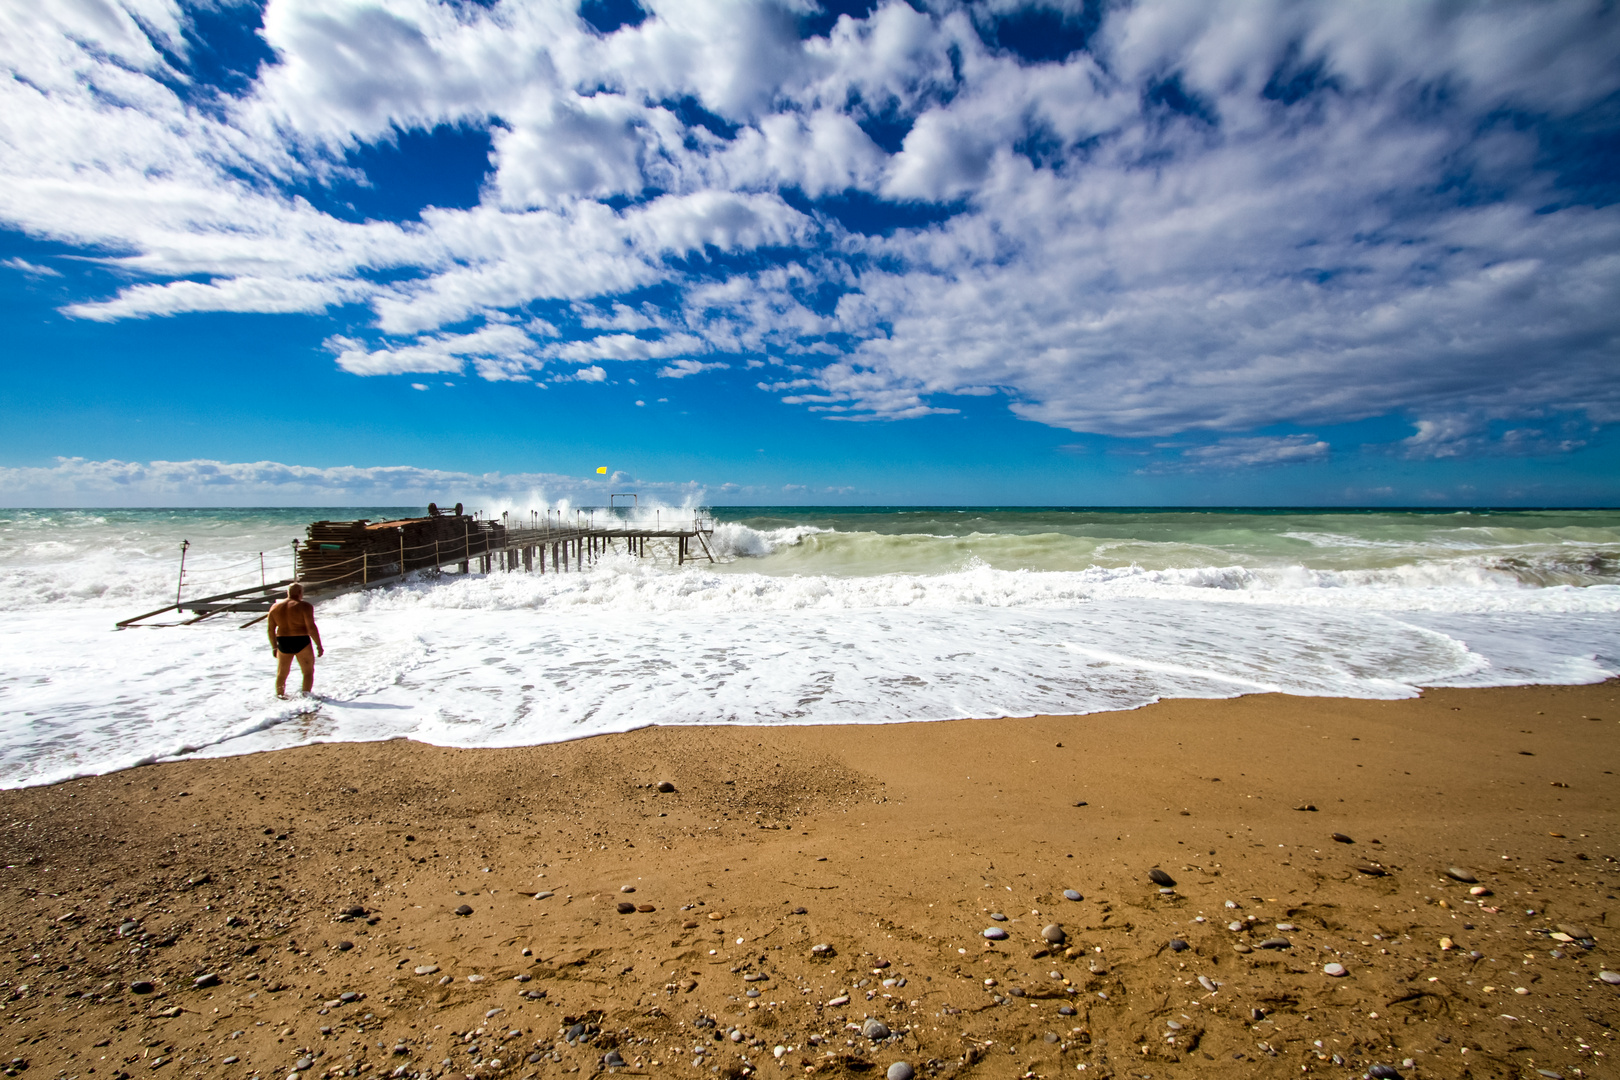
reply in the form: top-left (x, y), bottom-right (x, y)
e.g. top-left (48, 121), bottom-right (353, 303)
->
top-left (1146, 434), bottom-right (1331, 472)
top-left (658, 359), bottom-right (728, 378)
top-left (0, 456), bottom-right (707, 508)
top-left (1, 256), bottom-right (61, 277)
top-left (2, 0), bottom-right (1617, 452)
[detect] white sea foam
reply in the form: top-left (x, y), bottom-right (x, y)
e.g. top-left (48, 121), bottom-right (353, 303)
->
top-left (0, 507), bottom-right (1615, 787)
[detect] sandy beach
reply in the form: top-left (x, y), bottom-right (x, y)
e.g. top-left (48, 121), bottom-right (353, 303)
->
top-left (2, 682), bottom-right (1616, 1080)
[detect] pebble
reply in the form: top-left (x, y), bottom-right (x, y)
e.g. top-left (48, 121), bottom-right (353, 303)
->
top-left (1536, 1071), bottom-right (1565, 1080)
top-left (414, 965), bottom-right (439, 976)
top-left (1165, 1021), bottom-right (1182, 1031)
top-left (514, 973), bottom-right (531, 982)
top-left (1232, 943), bottom-right (1252, 954)
top-left (1062, 889), bottom-right (1082, 901)
top-left (1168, 939), bottom-right (1188, 952)
top-left (1367, 1067), bottom-right (1399, 1080)
top-left (790, 906), bottom-right (808, 915)
top-left (826, 995), bottom-right (850, 1006)
top-left (989, 912), bottom-right (1007, 921)
top-left (194, 973), bottom-right (220, 988)
top-left (811, 944), bottom-right (835, 956)
top-left (1197, 975), bottom-right (1218, 993)
top-left (620, 885), bottom-right (636, 893)
top-left (1331, 833), bottom-right (1354, 844)
top-left (1598, 970), bottom-right (1620, 985)
top-left (886, 1062), bottom-right (914, 1080)
top-left (453, 904), bottom-right (473, 916)
top-left (534, 891), bottom-right (554, 900)
top-left (862, 1019), bottom-right (890, 1040)
top-left (745, 989), bottom-right (760, 998)
top-left (616, 902), bottom-right (635, 914)
top-left (118, 921), bottom-right (140, 936)
top-left (1258, 937), bottom-right (1291, 950)
top-left (1275, 923), bottom-right (1296, 932)
top-left (1148, 869), bottom-right (1176, 887)
top-left (1058, 1006), bottom-right (1075, 1016)
top-left (1469, 885), bottom-right (1490, 896)
top-left (130, 981), bottom-right (154, 994)
top-left (1042, 924), bottom-right (1066, 944)
top-left (1558, 922), bottom-right (1593, 940)
top-left (1227, 921), bottom-right (1243, 932)
top-left (294, 1058), bottom-right (314, 1072)
top-left (337, 941), bottom-right (353, 952)
top-left (983, 927), bottom-right (1008, 940)
top-left (1446, 867), bottom-right (1479, 883)
top-left (1323, 962), bottom-right (1347, 977)
top-left (656, 781), bottom-right (676, 792)
top-left (339, 991), bottom-right (358, 1003)
top-left (466, 974), bottom-right (485, 983)
top-left (1008, 987), bottom-right (1025, 997)
top-left (603, 1050), bottom-right (625, 1068)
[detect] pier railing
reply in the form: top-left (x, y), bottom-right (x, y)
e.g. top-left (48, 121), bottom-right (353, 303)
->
top-left (117, 506), bottom-right (717, 628)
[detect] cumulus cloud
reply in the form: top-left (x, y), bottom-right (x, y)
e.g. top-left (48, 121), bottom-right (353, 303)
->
top-left (0, 456), bottom-right (707, 508)
top-left (3, 0), bottom-right (1618, 455)
top-left (1146, 434), bottom-right (1331, 473)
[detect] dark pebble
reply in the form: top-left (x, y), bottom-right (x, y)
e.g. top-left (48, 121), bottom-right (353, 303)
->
top-left (1168, 939), bottom-right (1188, 952)
top-left (862, 1019), bottom-right (890, 1040)
top-left (604, 1051), bottom-right (625, 1068)
top-left (453, 904), bottom-right (473, 916)
top-left (130, 981), bottom-right (154, 994)
top-left (1008, 987), bottom-right (1025, 997)
top-left (616, 902), bottom-right (636, 914)
top-left (1445, 867), bottom-right (1478, 883)
top-left (1368, 1067), bottom-right (1399, 1079)
top-left (1148, 868), bottom-right (1176, 887)
top-left (1331, 833), bottom-right (1354, 844)
top-left (1258, 937), bottom-right (1291, 950)
top-left (1042, 925), bottom-right (1066, 944)
top-left (337, 941), bottom-right (353, 952)
top-left (1058, 1005), bottom-right (1075, 1016)
top-left (1062, 889), bottom-right (1082, 901)
top-left (656, 781), bottom-right (676, 793)
top-left (790, 906), bottom-right (808, 915)
top-left (745, 989), bottom-right (760, 998)
top-left (193, 973), bottom-right (220, 989)
top-left (637, 903), bottom-right (655, 912)
top-left (527, 1052), bottom-right (544, 1064)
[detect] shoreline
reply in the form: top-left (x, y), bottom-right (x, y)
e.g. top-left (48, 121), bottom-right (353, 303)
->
top-left (2, 681), bottom-right (1616, 1079)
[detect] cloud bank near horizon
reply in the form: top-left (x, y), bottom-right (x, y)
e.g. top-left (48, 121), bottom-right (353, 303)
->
top-left (0, 457), bottom-right (711, 508)
top-left (3, 0), bottom-right (1619, 452)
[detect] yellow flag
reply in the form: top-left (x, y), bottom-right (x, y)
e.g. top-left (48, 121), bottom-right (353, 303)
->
top-left (596, 466), bottom-right (608, 474)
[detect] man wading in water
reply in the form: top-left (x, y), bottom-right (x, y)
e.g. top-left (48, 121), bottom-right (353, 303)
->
top-left (267, 583), bottom-right (324, 697)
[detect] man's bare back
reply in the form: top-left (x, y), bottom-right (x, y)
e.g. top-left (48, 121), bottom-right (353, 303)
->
top-left (267, 583), bottom-right (324, 697)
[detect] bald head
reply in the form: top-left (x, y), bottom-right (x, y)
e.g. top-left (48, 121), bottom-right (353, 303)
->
top-left (288, 583), bottom-right (304, 600)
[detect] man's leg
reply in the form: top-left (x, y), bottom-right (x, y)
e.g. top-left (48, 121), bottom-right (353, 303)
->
top-left (296, 645), bottom-right (316, 694)
top-left (275, 650), bottom-right (293, 697)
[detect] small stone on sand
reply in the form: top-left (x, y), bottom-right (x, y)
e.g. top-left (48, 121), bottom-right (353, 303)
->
top-left (886, 1062), bottom-right (914, 1080)
top-left (616, 902), bottom-right (635, 914)
top-left (983, 927), bottom-right (1008, 940)
top-left (1331, 832), bottom-right (1354, 843)
top-left (862, 1019), bottom-right (890, 1040)
top-left (1042, 924), bottom-right (1065, 944)
top-left (1168, 939), bottom-right (1188, 952)
top-left (1598, 970), bottom-right (1620, 985)
top-left (1148, 868), bottom-right (1176, 887)
top-left (1446, 867), bottom-right (1479, 883)
top-left (1062, 889), bottom-right (1081, 901)
top-left (656, 781), bottom-right (675, 792)
top-left (453, 904), bottom-right (473, 916)
top-left (1323, 962), bottom-right (1348, 977)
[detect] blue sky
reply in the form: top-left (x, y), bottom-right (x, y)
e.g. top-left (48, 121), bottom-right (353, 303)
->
top-left (1, 0), bottom-right (1618, 507)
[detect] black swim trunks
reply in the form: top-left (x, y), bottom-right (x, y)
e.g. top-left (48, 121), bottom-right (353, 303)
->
top-left (276, 635), bottom-right (311, 655)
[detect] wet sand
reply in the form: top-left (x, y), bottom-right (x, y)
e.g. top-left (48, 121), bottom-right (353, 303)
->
top-left (1, 681), bottom-right (1616, 1080)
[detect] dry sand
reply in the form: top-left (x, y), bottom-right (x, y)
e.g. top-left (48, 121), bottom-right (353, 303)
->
top-left (1, 682), bottom-right (1617, 1080)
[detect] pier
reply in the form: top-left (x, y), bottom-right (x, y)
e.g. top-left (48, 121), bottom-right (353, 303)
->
top-left (117, 501), bottom-right (716, 628)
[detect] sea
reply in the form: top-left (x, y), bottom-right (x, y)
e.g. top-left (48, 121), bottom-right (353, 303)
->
top-left (2, 506), bottom-right (1617, 789)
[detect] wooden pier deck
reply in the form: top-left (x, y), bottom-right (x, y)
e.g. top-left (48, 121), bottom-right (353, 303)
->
top-left (117, 504), bottom-right (716, 628)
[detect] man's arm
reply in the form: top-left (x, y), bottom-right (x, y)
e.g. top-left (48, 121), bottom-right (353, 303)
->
top-left (305, 603), bottom-right (324, 656)
top-left (267, 601), bottom-right (282, 652)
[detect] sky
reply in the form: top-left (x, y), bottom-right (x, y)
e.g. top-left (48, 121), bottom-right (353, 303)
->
top-left (1, 0), bottom-right (1619, 507)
